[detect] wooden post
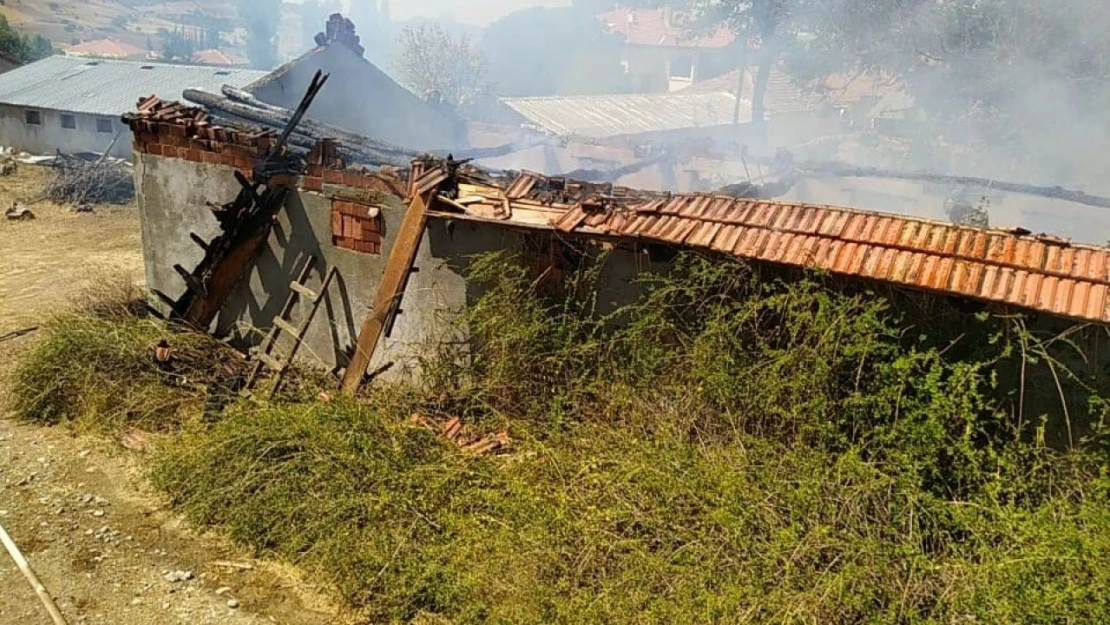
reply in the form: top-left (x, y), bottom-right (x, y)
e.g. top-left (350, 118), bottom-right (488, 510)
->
top-left (0, 521), bottom-right (69, 625)
top-left (340, 192), bottom-right (431, 393)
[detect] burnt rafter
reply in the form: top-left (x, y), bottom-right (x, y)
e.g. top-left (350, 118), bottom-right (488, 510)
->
top-left (164, 70), bottom-right (330, 329)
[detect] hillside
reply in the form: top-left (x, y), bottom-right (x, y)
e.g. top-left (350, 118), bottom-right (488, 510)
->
top-left (0, 0), bottom-right (234, 51)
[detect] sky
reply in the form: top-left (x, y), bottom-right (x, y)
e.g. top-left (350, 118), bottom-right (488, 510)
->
top-left (343, 0), bottom-right (572, 26)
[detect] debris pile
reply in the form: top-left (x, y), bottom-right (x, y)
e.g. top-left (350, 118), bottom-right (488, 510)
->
top-left (0, 153), bottom-right (15, 176)
top-left (409, 413), bottom-right (511, 456)
top-left (5, 202), bottom-right (34, 220)
top-left (44, 153), bottom-right (134, 205)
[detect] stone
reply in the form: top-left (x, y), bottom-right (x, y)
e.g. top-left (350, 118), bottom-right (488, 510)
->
top-left (163, 570), bottom-right (194, 583)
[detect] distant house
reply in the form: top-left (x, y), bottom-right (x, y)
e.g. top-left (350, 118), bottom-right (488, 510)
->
top-left (600, 7), bottom-right (736, 93)
top-left (191, 49), bottom-right (250, 67)
top-left (246, 14), bottom-right (463, 150)
top-left (63, 39), bottom-right (148, 61)
top-left (0, 51), bottom-right (21, 75)
top-left (0, 56), bottom-right (266, 156)
top-left (482, 91), bottom-right (750, 191)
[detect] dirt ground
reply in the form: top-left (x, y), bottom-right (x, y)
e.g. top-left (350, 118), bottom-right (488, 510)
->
top-left (0, 165), bottom-right (343, 625)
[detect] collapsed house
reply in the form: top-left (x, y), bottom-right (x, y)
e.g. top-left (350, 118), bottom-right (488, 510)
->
top-left (123, 78), bottom-right (1110, 391)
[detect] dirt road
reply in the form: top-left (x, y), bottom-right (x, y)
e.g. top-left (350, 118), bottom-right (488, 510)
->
top-left (0, 166), bottom-right (342, 625)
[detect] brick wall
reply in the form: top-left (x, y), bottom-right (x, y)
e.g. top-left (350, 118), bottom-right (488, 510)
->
top-left (127, 96), bottom-right (409, 256)
top-left (332, 199), bottom-right (382, 254)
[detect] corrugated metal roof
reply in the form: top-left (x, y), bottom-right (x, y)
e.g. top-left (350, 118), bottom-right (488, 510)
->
top-left (501, 92), bottom-right (748, 138)
top-left (0, 56), bottom-right (268, 116)
top-left (438, 171), bottom-right (1110, 325)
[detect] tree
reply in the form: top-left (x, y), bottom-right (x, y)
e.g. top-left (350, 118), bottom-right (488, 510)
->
top-left (0, 15), bottom-right (54, 62)
top-left (396, 22), bottom-right (490, 108)
top-left (160, 25), bottom-right (203, 60)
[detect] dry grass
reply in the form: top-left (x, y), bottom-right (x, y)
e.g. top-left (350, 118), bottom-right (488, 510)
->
top-left (0, 165), bottom-right (142, 334)
top-left (0, 0), bottom-right (226, 49)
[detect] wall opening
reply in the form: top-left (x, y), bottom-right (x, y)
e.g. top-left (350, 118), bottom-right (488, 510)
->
top-left (331, 200), bottom-right (383, 254)
top-left (24, 110), bottom-right (41, 125)
top-left (669, 54), bottom-right (694, 79)
top-left (96, 118), bottom-right (113, 133)
top-left (60, 114), bottom-right (76, 129)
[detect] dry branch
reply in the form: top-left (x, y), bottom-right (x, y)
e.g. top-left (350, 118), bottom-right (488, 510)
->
top-left (43, 153), bottom-right (133, 205)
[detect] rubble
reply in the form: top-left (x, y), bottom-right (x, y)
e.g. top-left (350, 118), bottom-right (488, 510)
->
top-left (5, 202), bottom-right (34, 220)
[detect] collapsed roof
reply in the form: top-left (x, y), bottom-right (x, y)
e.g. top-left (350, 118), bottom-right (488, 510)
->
top-left (125, 93), bottom-right (1110, 327)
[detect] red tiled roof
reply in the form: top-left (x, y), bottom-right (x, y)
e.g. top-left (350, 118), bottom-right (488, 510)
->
top-left (445, 171), bottom-right (1110, 324)
top-left (119, 93), bottom-right (1110, 325)
top-left (191, 49), bottom-right (249, 66)
top-left (543, 193), bottom-right (1110, 323)
top-left (64, 39), bottom-right (146, 59)
top-left (600, 8), bottom-right (734, 49)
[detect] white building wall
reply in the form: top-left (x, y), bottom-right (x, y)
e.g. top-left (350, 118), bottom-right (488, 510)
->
top-left (0, 104), bottom-right (131, 157)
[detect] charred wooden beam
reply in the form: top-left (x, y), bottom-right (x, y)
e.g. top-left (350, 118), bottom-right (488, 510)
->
top-left (170, 74), bottom-right (330, 329)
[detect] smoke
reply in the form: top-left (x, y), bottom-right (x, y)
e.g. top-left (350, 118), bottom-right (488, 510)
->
top-left (347, 0), bottom-right (572, 26)
top-left (782, 0), bottom-right (1110, 191)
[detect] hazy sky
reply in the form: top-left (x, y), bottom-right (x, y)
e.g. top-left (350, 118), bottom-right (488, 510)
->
top-left (348, 0), bottom-right (572, 26)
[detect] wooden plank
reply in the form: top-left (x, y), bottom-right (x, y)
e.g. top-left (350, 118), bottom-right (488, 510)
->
top-left (340, 193), bottom-right (430, 393)
top-left (289, 281), bottom-right (318, 301)
top-left (256, 352), bottom-right (286, 372)
top-left (272, 317), bottom-right (298, 335)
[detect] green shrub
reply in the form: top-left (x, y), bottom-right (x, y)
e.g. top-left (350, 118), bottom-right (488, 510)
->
top-left (150, 251), bottom-right (1110, 623)
top-left (9, 281), bottom-right (238, 431)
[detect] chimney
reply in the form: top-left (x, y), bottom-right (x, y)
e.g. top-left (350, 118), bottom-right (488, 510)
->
top-left (663, 6), bottom-right (672, 28)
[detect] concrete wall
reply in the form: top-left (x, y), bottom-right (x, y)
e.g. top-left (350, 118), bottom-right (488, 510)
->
top-left (135, 153), bottom-right (657, 381)
top-left (0, 104), bottom-right (129, 156)
top-left (623, 45), bottom-right (732, 93)
top-left (134, 151), bottom-right (664, 381)
top-left (250, 45), bottom-right (463, 151)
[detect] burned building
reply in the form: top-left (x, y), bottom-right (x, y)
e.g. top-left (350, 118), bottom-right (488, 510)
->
top-left (123, 82), bottom-right (1110, 389)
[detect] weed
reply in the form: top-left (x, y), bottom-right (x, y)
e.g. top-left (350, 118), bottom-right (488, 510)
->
top-left (147, 250), bottom-right (1110, 623)
top-left (9, 279), bottom-right (242, 431)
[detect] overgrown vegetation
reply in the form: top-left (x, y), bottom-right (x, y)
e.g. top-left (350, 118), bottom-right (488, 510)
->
top-left (10, 278), bottom-right (241, 432)
top-left (12, 253), bottom-right (1110, 623)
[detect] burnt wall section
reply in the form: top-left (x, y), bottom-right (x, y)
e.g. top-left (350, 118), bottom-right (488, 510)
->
top-left (134, 153), bottom-right (449, 378)
top-left (126, 109), bottom-right (623, 379)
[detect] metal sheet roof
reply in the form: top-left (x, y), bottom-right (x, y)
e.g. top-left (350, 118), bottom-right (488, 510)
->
top-left (0, 56), bottom-right (268, 117)
top-left (501, 92), bottom-right (748, 138)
